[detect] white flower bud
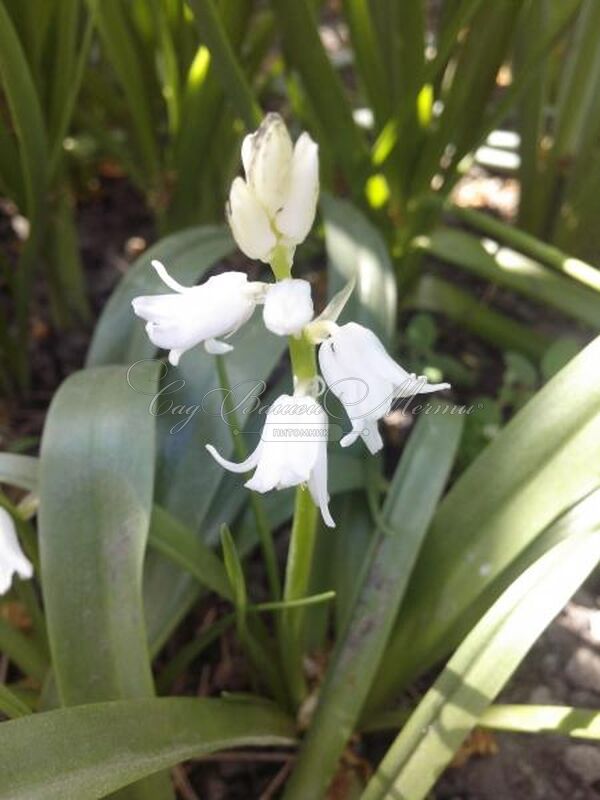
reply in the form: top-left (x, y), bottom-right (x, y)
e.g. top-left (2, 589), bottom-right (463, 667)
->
top-left (0, 507), bottom-right (33, 595)
top-left (227, 114), bottom-right (319, 264)
top-left (263, 278), bottom-right (314, 336)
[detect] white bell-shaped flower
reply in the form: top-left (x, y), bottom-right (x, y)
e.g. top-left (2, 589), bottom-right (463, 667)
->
top-left (206, 393), bottom-right (334, 527)
top-left (132, 260), bottom-right (263, 365)
top-left (227, 114), bottom-right (319, 264)
top-left (319, 322), bottom-right (450, 454)
top-left (263, 278), bottom-right (314, 336)
top-left (0, 507), bottom-right (33, 595)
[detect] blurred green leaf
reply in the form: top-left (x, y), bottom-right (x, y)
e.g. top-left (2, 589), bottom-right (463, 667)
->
top-left (481, 704), bottom-right (600, 740)
top-left (187, 0), bottom-right (260, 128)
top-left (321, 194), bottom-right (397, 343)
top-left (0, 453), bottom-right (38, 491)
top-left (420, 226), bottom-right (600, 328)
top-left (541, 337), bottom-right (583, 381)
top-left (272, 0), bottom-right (370, 187)
top-left (0, 683), bottom-right (32, 719)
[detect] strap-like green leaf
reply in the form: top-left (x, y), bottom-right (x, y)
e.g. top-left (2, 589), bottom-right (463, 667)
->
top-left (0, 697), bottom-right (295, 799)
top-left (0, 0), bottom-right (48, 217)
top-left (39, 365), bottom-right (161, 705)
top-left (373, 336), bottom-right (600, 708)
top-left (361, 527), bottom-right (600, 800)
top-left (148, 505), bottom-right (231, 600)
top-left (419, 226), bottom-right (600, 328)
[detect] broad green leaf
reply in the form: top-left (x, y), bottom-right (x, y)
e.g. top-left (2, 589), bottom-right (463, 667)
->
top-left (87, 225), bottom-right (234, 366)
top-left (372, 336), bottom-right (600, 709)
top-left (0, 697), bottom-right (295, 800)
top-left (321, 194), bottom-right (397, 344)
top-left (283, 409), bottom-right (463, 800)
top-left (419, 226), bottom-right (600, 328)
top-left (39, 364), bottom-right (172, 800)
top-left (361, 526), bottom-right (600, 800)
top-left (481, 704), bottom-right (600, 740)
top-left (0, 453), bottom-right (38, 491)
top-left (39, 365), bottom-right (160, 704)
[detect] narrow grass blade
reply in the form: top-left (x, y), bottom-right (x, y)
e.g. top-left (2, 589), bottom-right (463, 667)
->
top-left (187, 0), bottom-right (260, 127)
top-left (408, 274), bottom-right (550, 361)
top-left (272, 0), bottom-right (370, 187)
top-left (418, 226), bottom-right (600, 328)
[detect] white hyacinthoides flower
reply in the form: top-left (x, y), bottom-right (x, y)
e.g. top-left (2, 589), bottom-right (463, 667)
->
top-left (206, 393), bottom-right (334, 528)
top-left (227, 113), bottom-right (319, 266)
top-left (132, 260), bottom-right (266, 365)
top-left (0, 507), bottom-right (33, 596)
top-left (318, 322), bottom-right (451, 454)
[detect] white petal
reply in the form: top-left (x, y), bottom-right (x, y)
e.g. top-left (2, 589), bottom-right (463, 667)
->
top-left (205, 443), bottom-right (261, 474)
top-left (276, 132), bottom-right (319, 244)
top-left (246, 114), bottom-right (293, 217)
top-left (227, 177), bottom-right (277, 262)
top-left (360, 419), bottom-right (384, 454)
top-left (307, 440), bottom-right (335, 528)
top-left (151, 260), bottom-right (190, 293)
top-left (204, 338), bottom-right (234, 355)
top-left (168, 348), bottom-right (185, 366)
top-left (241, 132), bottom-right (255, 178)
top-left (263, 278), bottom-right (314, 336)
top-left (395, 376), bottom-right (451, 398)
top-left (0, 508), bottom-right (33, 596)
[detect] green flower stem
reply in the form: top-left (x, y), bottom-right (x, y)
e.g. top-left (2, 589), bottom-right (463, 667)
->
top-left (270, 246), bottom-right (321, 707)
top-left (215, 355), bottom-right (281, 600)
